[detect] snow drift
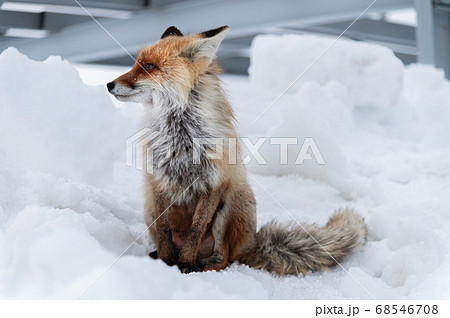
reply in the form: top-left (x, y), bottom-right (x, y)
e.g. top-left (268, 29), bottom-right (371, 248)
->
top-left (0, 48), bottom-right (134, 187)
top-left (1, 33), bottom-right (450, 299)
top-left (240, 35), bottom-right (405, 195)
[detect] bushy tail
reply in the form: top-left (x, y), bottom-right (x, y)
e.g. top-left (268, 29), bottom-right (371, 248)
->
top-left (238, 208), bottom-right (367, 275)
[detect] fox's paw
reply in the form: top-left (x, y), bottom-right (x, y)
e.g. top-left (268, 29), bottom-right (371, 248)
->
top-left (198, 255), bottom-right (228, 272)
top-left (163, 256), bottom-right (178, 267)
top-left (156, 250), bottom-right (179, 266)
top-left (149, 250), bottom-right (158, 259)
top-left (177, 262), bottom-right (202, 274)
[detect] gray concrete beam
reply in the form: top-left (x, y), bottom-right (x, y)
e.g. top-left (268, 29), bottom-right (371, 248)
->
top-left (278, 18), bottom-right (416, 55)
top-left (0, 10), bottom-right (43, 30)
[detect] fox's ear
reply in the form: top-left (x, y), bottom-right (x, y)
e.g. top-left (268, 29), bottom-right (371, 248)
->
top-left (181, 25), bottom-right (229, 64)
top-left (161, 26), bottom-right (183, 39)
top-left (198, 25), bottom-right (229, 40)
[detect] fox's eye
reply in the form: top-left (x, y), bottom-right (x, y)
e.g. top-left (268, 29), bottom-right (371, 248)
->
top-left (143, 63), bottom-right (155, 71)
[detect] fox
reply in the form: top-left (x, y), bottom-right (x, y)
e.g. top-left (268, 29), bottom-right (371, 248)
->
top-left (107, 25), bottom-right (367, 274)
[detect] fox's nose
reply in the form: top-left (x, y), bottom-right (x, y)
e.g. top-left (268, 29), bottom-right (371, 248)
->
top-left (106, 81), bottom-right (115, 92)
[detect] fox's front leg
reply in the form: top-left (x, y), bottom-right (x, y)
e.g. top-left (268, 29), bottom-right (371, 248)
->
top-left (154, 196), bottom-right (178, 266)
top-left (178, 185), bottom-right (225, 273)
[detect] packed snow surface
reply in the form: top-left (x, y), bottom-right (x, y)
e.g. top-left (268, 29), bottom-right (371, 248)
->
top-left (1, 33), bottom-right (450, 299)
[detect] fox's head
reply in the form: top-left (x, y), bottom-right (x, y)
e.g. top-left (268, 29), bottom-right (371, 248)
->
top-left (107, 25), bottom-right (229, 104)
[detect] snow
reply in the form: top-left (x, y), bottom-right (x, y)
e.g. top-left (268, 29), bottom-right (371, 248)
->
top-left (1, 33), bottom-right (450, 299)
top-left (249, 34), bottom-right (404, 110)
top-left (384, 8), bottom-right (417, 27)
top-left (0, 48), bottom-right (135, 187)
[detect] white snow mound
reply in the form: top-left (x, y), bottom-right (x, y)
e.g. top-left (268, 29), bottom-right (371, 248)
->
top-left (0, 48), bottom-right (134, 187)
top-left (249, 34), bottom-right (404, 109)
